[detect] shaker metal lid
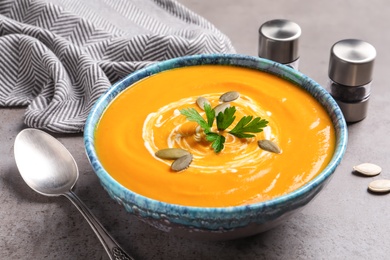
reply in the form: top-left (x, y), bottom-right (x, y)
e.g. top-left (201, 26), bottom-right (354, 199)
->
top-left (329, 39), bottom-right (376, 86)
top-left (258, 19), bottom-right (301, 64)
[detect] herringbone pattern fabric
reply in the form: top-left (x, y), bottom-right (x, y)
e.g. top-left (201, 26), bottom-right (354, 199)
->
top-left (0, 0), bottom-right (234, 133)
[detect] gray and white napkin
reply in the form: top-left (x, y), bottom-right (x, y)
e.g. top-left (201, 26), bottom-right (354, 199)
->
top-left (0, 0), bottom-right (234, 133)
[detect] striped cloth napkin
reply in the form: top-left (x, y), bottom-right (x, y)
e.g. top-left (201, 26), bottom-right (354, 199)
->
top-left (0, 0), bottom-right (234, 133)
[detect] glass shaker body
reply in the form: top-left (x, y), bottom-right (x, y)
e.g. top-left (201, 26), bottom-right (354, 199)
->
top-left (327, 39), bottom-right (376, 123)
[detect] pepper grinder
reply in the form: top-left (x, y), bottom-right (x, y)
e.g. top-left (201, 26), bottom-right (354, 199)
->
top-left (327, 39), bottom-right (376, 123)
top-left (258, 19), bottom-right (301, 70)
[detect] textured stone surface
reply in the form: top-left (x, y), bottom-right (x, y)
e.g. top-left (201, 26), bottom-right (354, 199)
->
top-left (1, 0), bottom-right (390, 259)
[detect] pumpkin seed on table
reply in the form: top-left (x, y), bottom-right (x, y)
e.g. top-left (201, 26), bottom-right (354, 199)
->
top-left (214, 102), bottom-right (230, 115)
top-left (196, 96), bottom-right (210, 110)
top-left (258, 140), bottom-right (281, 154)
top-left (155, 148), bottom-right (190, 160)
top-left (220, 91), bottom-right (240, 102)
top-left (353, 163), bottom-right (382, 176)
top-left (368, 179), bottom-right (390, 193)
top-left (171, 154), bottom-right (193, 172)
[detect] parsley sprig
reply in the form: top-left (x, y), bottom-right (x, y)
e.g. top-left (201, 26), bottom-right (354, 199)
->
top-left (229, 116), bottom-right (268, 138)
top-left (180, 103), bottom-right (268, 153)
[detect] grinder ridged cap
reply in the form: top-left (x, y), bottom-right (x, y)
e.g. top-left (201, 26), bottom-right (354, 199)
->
top-left (258, 19), bottom-right (301, 64)
top-left (329, 39), bottom-right (376, 86)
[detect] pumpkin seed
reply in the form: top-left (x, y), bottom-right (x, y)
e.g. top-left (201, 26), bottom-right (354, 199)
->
top-left (214, 102), bottom-right (230, 115)
top-left (196, 96), bottom-right (210, 110)
top-left (353, 163), bottom-right (382, 176)
top-left (220, 91), bottom-right (240, 102)
top-left (257, 140), bottom-right (281, 154)
top-left (155, 148), bottom-right (190, 160)
top-left (368, 179), bottom-right (390, 193)
top-left (171, 154), bottom-right (193, 172)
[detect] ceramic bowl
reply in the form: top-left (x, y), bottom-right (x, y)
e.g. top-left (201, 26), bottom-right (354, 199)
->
top-left (84, 54), bottom-right (348, 240)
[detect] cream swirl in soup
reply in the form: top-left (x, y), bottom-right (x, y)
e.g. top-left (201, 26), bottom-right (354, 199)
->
top-left (143, 93), bottom-right (277, 174)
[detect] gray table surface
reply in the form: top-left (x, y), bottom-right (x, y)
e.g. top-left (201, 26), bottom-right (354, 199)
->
top-left (1, 0), bottom-right (389, 259)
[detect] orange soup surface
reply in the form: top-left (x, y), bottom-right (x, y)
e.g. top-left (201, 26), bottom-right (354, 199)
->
top-left (95, 65), bottom-right (335, 207)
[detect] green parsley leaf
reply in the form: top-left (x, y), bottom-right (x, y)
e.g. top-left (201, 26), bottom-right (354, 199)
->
top-left (180, 108), bottom-right (211, 133)
top-left (229, 116), bottom-right (268, 138)
top-left (205, 132), bottom-right (226, 153)
top-left (216, 106), bottom-right (236, 131)
top-left (180, 102), bottom-right (269, 153)
top-left (203, 103), bottom-right (215, 128)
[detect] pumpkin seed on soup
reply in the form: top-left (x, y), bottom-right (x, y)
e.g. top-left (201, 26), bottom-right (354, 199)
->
top-left (196, 96), bottom-right (210, 110)
top-left (220, 91), bottom-right (240, 102)
top-left (171, 154), bottom-right (193, 172)
top-left (155, 148), bottom-right (190, 160)
top-left (258, 140), bottom-right (281, 154)
top-left (214, 102), bottom-right (230, 115)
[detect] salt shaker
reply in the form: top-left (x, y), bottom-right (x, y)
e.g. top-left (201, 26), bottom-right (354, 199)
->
top-left (327, 39), bottom-right (376, 123)
top-left (258, 19), bottom-right (301, 70)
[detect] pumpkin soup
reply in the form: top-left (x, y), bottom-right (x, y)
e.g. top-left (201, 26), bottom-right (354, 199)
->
top-left (95, 65), bottom-right (335, 207)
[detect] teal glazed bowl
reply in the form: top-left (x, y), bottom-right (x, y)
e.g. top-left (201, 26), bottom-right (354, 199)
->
top-left (84, 54), bottom-right (348, 240)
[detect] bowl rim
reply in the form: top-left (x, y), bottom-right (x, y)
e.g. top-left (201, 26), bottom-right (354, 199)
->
top-left (84, 53), bottom-right (348, 215)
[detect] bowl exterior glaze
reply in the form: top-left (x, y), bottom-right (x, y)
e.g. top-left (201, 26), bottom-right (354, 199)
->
top-left (84, 54), bottom-right (348, 240)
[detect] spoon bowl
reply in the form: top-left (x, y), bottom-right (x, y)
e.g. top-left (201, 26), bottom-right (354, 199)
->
top-left (14, 128), bottom-right (78, 196)
top-left (14, 128), bottom-right (134, 260)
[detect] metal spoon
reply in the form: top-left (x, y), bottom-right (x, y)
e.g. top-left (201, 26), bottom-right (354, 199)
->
top-left (14, 128), bottom-right (134, 260)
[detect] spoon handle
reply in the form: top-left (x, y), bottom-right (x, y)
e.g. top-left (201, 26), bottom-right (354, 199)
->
top-left (64, 190), bottom-right (135, 260)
